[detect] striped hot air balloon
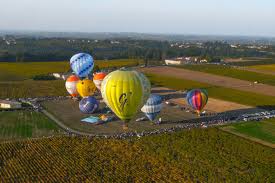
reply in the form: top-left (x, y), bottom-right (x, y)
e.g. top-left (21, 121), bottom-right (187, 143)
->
top-left (93, 72), bottom-right (107, 90)
top-left (141, 94), bottom-right (162, 121)
top-left (65, 75), bottom-right (79, 97)
top-left (70, 53), bottom-right (94, 78)
top-left (79, 96), bottom-right (99, 114)
top-left (186, 89), bottom-right (208, 115)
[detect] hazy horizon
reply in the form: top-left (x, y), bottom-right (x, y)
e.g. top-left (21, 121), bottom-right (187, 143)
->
top-left (1, 0), bottom-right (275, 37)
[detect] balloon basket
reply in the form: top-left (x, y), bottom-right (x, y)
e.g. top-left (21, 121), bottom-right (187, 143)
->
top-left (122, 124), bottom-right (129, 130)
top-left (196, 111), bottom-right (201, 117)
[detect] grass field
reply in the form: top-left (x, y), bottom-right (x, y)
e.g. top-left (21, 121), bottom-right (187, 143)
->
top-left (228, 58), bottom-right (275, 66)
top-left (0, 128), bottom-right (273, 182)
top-left (0, 111), bottom-right (62, 140)
top-left (0, 59), bottom-right (141, 81)
top-left (0, 59), bottom-right (141, 98)
top-left (176, 64), bottom-right (275, 86)
top-left (0, 80), bottom-right (67, 98)
top-left (227, 119), bottom-right (275, 144)
top-left (248, 64), bottom-right (275, 72)
top-left (145, 73), bottom-right (275, 107)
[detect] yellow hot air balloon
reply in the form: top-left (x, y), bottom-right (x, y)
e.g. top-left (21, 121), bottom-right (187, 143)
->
top-left (76, 79), bottom-right (96, 98)
top-left (101, 69), bottom-right (148, 129)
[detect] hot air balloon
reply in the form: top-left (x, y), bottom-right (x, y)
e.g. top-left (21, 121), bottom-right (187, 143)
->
top-left (79, 96), bottom-right (99, 114)
top-left (134, 71), bottom-right (151, 103)
top-left (141, 94), bottom-right (162, 121)
top-left (70, 53), bottom-right (94, 78)
top-left (76, 79), bottom-right (96, 98)
top-left (93, 72), bottom-right (107, 90)
top-left (65, 75), bottom-right (79, 97)
top-left (101, 68), bottom-right (148, 129)
top-left (186, 89), bottom-right (208, 116)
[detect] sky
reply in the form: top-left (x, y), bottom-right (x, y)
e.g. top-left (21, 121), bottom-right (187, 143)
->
top-left (0, 0), bottom-right (274, 37)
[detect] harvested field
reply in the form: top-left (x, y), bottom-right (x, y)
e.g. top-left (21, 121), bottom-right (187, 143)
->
top-left (170, 97), bottom-right (251, 113)
top-left (153, 87), bottom-right (252, 113)
top-left (142, 66), bottom-right (275, 97)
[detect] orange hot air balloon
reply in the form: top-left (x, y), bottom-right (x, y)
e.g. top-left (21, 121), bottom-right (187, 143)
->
top-left (65, 75), bottom-right (80, 97)
top-left (93, 72), bottom-right (107, 90)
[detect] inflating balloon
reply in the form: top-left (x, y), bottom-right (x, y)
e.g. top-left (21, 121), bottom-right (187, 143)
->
top-left (65, 75), bottom-right (79, 97)
top-left (101, 68), bottom-right (147, 128)
top-left (76, 79), bottom-right (96, 98)
top-left (93, 72), bottom-right (107, 90)
top-left (141, 94), bottom-right (162, 121)
top-left (79, 96), bottom-right (99, 114)
top-left (186, 89), bottom-right (208, 115)
top-left (70, 53), bottom-right (94, 78)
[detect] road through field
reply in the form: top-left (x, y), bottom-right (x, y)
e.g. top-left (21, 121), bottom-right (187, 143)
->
top-left (142, 66), bottom-right (275, 97)
top-left (41, 110), bottom-right (92, 136)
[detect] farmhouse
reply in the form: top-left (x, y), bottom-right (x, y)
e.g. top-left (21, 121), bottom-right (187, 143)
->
top-left (0, 100), bottom-right (22, 109)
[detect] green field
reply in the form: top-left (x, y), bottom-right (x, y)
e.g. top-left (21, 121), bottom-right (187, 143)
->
top-left (229, 58), bottom-right (275, 66)
top-left (0, 59), bottom-right (141, 98)
top-left (0, 111), bottom-right (62, 140)
top-left (0, 128), bottom-right (273, 182)
top-left (249, 64), bottom-right (275, 72)
top-left (229, 119), bottom-right (275, 144)
top-left (0, 80), bottom-right (67, 98)
top-left (0, 59), bottom-right (141, 81)
top-left (145, 73), bottom-right (275, 107)
top-left (175, 64), bottom-right (275, 86)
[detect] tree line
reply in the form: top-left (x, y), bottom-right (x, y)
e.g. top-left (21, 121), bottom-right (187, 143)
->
top-left (0, 38), bottom-right (271, 62)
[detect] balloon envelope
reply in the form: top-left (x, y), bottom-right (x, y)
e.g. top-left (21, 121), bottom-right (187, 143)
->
top-left (186, 89), bottom-right (208, 113)
top-left (141, 94), bottom-right (162, 121)
top-left (70, 53), bottom-right (94, 78)
top-left (135, 71), bottom-right (151, 103)
top-left (65, 75), bottom-right (79, 97)
top-left (93, 72), bottom-right (107, 90)
top-left (76, 79), bottom-right (96, 98)
top-left (79, 96), bottom-right (99, 114)
top-left (101, 69), bottom-right (145, 122)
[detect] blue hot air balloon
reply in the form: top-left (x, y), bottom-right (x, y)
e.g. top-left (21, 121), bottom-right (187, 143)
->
top-left (141, 94), bottom-right (162, 121)
top-left (79, 96), bottom-right (99, 114)
top-left (70, 53), bottom-right (94, 78)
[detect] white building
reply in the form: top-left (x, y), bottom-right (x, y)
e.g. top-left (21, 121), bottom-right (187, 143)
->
top-left (52, 73), bottom-right (61, 78)
top-left (165, 57), bottom-right (199, 65)
top-left (0, 100), bottom-right (22, 109)
top-left (165, 59), bottom-right (185, 65)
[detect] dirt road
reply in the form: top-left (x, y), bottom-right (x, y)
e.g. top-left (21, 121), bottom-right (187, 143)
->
top-left (142, 66), bottom-right (275, 97)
